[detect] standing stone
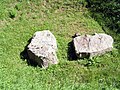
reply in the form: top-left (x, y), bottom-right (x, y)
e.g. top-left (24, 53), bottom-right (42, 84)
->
top-left (27, 30), bottom-right (58, 68)
top-left (73, 33), bottom-right (113, 58)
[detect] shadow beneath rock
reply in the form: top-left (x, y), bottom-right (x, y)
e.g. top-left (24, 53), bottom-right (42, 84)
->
top-left (20, 38), bottom-right (38, 67)
top-left (67, 41), bottom-right (77, 61)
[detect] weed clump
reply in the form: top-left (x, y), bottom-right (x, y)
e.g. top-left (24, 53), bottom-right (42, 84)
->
top-left (9, 9), bottom-right (17, 19)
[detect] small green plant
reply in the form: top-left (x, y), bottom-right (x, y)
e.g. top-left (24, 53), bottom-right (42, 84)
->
top-left (15, 4), bottom-right (21, 11)
top-left (9, 9), bottom-right (17, 19)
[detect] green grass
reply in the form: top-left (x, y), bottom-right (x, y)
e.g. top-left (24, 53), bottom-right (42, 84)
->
top-left (0, 0), bottom-right (120, 90)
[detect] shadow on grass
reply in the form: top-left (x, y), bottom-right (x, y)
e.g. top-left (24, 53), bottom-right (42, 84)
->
top-left (67, 41), bottom-right (77, 61)
top-left (20, 38), bottom-right (38, 67)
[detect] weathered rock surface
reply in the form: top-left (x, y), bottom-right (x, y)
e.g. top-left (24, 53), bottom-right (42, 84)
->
top-left (73, 33), bottom-right (113, 58)
top-left (27, 30), bottom-right (58, 68)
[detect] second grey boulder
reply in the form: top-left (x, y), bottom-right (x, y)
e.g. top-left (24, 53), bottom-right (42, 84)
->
top-left (73, 33), bottom-right (113, 58)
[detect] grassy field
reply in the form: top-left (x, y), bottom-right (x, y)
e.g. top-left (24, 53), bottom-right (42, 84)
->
top-left (0, 0), bottom-right (120, 90)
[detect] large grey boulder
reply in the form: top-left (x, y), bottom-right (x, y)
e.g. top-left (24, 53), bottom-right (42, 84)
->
top-left (73, 33), bottom-right (113, 58)
top-left (27, 30), bottom-right (58, 68)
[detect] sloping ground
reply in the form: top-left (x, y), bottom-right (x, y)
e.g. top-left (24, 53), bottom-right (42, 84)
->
top-left (0, 0), bottom-right (120, 89)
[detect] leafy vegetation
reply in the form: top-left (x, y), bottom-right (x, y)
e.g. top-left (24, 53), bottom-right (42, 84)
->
top-left (86, 0), bottom-right (120, 33)
top-left (0, 0), bottom-right (120, 90)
